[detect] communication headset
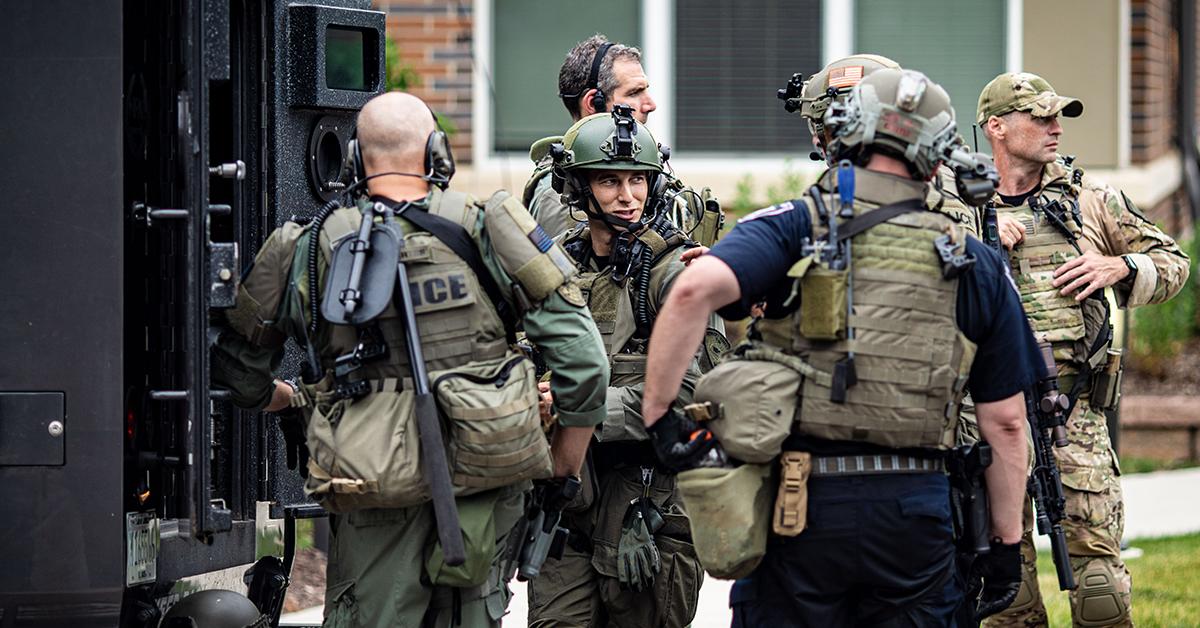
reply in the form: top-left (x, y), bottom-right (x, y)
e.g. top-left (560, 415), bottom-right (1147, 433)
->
top-left (347, 105), bottom-right (455, 191)
top-left (558, 42), bottom-right (614, 116)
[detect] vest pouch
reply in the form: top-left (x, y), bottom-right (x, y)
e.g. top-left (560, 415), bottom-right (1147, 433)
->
top-left (304, 388), bottom-right (429, 513)
top-left (425, 490), bottom-right (500, 587)
top-left (799, 266), bottom-right (848, 340)
top-left (692, 351), bottom-right (804, 464)
top-left (1090, 349), bottom-right (1124, 411)
top-left (432, 352), bottom-right (553, 495)
top-left (676, 463), bottom-right (773, 580)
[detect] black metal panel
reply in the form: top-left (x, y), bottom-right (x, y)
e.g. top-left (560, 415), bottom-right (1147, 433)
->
top-left (0, 393), bottom-right (65, 466)
top-left (287, 4), bottom-right (386, 109)
top-left (0, 0), bottom-right (126, 614)
top-left (266, 1), bottom-right (386, 216)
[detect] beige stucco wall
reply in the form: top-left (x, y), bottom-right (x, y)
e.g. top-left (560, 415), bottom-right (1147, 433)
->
top-left (1023, 0), bottom-right (1124, 169)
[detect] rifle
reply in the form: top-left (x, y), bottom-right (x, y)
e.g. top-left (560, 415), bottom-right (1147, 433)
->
top-left (504, 475), bottom-right (581, 582)
top-left (1028, 342), bottom-right (1076, 590)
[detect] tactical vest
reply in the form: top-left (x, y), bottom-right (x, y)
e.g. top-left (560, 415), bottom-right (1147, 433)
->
top-left (998, 165), bottom-right (1111, 379)
top-left (291, 189), bottom-right (550, 511)
top-left (756, 193), bottom-right (976, 450)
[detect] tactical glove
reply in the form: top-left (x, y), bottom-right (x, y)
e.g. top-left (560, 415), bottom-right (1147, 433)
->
top-left (647, 407), bottom-right (724, 472)
top-left (972, 539), bottom-right (1022, 621)
top-left (617, 505), bottom-right (661, 592)
top-left (276, 414), bottom-right (309, 478)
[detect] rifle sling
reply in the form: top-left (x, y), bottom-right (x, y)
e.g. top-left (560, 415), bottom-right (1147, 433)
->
top-left (376, 197), bottom-right (519, 344)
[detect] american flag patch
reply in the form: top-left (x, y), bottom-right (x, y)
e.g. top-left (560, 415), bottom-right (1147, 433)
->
top-left (828, 66), bottom-right (865, 89)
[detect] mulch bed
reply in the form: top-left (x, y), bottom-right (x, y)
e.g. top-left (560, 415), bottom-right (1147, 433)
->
top-left (284, 547), bottom-right (327, 613)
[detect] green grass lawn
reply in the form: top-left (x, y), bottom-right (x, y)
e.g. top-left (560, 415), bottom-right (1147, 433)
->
top-left (1035, 533), bottom-right (1200, 626)
top-left (1118, 456), bottom-right (1200, 475)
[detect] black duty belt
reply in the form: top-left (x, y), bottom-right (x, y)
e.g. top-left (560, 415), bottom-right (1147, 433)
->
top-left (809, 454), bottom-right (945, 477)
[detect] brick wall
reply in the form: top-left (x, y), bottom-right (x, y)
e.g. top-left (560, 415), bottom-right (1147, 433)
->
top-left (376, 0), bottom-right (475, 162)
top-left (1130, 0), bottom-right (1178, 164)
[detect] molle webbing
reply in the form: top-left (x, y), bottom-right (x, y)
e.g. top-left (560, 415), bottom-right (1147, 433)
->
top-left (793, 207), bottom-right (969, 450)
top-left (1001, 190), bottom-right (1086, 345)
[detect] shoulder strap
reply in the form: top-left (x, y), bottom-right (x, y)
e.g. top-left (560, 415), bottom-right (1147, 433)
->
top-left (398, 205), bottom-right (519, 344)
top-left (831, 198), bottom-right (926, 243)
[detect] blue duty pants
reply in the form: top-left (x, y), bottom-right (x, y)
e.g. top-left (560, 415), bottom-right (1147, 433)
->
top-left (731, 473), bottom-right (961, 628)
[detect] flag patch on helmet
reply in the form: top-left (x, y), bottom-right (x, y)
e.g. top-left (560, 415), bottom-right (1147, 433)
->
top-left (828, 66), bottom-right (865, 89)
top-left (739, 201), bottom-right (795, 223)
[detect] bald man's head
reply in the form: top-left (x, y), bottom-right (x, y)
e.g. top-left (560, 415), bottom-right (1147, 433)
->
top-left (356, 92), bottom-right (437, 175)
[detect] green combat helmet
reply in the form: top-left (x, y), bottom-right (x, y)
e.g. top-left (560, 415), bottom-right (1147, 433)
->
top-left (778, 54), bottom-right (901, 140)
top-left (550, 104), bottom-right (667, 231)
top-left (159, 590), bottom-right (268, 628)
top-left (824, 68), bottom-right (959, 180)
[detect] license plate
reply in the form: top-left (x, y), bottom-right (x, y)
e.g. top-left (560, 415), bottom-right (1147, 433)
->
top-left (126, 512), bottom-right (159, 586)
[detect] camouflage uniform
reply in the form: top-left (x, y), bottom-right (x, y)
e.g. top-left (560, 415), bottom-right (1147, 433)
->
top-left (984, 158), bottom-right (1190, 628)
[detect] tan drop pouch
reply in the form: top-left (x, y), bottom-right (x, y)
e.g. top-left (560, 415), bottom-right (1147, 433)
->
top-left (304, 384), bottom-right (429, 513)
top-left (432, 351), bottom-right (554, 495)
top-left (690, 347), bottom-right (806, 464)
top-left (676, 463), bottom-right (773, 580)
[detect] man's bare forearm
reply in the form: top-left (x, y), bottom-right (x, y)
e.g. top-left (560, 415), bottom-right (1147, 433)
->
top-left (550, 425), bottom-right (594, 477)
top-left (976, 392), bottom-right (1030, 544)
top-left (643, 256), bottom-right (741, 425)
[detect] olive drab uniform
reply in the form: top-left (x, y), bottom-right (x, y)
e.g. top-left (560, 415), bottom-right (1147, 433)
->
top-left (523, 137), bottom-right (725, 247)
top-left (212, 187), bottom-right (609, 628)
top-left (526, 221), bottom-right (706, 628)
top-left (985, 158), bottom-right (1190, 628)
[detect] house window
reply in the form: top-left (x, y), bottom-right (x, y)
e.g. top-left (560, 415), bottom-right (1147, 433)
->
top-left (855, 0), bottom-right (1007, 149)
top-left (673, 0), bottom-right (822, 153)
top-left (492, 0), bottom-right (641, 152)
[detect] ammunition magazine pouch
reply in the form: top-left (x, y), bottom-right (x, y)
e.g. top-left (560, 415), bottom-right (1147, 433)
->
top-left (799, 266), bottom-right (849, 340)
top-left (688, 344), bottom-right (829, 464)
top-left (676, 463), bottom-right (773, 580)
top-left (1088, 349), bottom-right (1124, 411)
top-left (773, 451), bottom-right (811, 537)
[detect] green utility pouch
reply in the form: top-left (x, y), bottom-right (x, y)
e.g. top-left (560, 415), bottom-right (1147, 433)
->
top-left (799, 265), bottom-right (848, 340)
top-left (1090, 348), bottom-right (1124, 411)
top-left (304, 383), bottom-right (429, 513)
top-left (690, 344), bottom-right (824, 464)
top-left (425, 490), bottom-right (500, 587)
top-left (432, 351), bottom-right (554, 495)
top-left (677, 463), bottom-right (773, 580)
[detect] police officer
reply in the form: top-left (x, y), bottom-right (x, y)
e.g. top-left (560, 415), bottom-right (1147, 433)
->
top-left (525, 108), bottom-right (705, 627)
top-left (524, 35), bottom-right (723, 248)
top-left (210, 91), bottom-right (609, 628)
top-left (642, 70), bottom-right (1040, 626)
top-left (976, 72), bottom-right (1190, 628)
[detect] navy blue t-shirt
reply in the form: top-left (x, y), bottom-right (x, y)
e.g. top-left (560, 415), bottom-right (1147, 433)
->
top-left (711, 200), bottom-right (1041, 404)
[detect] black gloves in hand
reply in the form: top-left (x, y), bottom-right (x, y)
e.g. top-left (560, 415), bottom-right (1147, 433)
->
top-left (973, 539), bottom-right (1023, 621)
top-left (647, 408), bottom-right (723, 472)
top-left (276, 414), bottom-right (309, 478)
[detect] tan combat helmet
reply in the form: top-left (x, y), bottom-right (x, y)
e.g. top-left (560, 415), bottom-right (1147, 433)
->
top-left (825, 68), bottom-right (958, 180)
top-left (779, 54), bottom-right (901, 138)
top-left (976, 71), bottom-right (1083, 126)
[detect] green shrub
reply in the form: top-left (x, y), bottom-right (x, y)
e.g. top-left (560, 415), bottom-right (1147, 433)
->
top-left (724, 160), bottom-right (816, 217)
top-left (1129, 236), bottom-right (1198, 374)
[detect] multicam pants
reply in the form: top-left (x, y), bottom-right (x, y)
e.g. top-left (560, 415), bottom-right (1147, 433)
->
top-left (984, 397), bottom-right (1132, 627)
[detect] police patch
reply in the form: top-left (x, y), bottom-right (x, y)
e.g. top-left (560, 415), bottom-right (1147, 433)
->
top-left (738, 201), bottom-right (795, 223)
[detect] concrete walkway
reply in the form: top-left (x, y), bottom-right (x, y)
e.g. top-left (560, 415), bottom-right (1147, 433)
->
top-left (282, 467), bottom-right (1200, 627)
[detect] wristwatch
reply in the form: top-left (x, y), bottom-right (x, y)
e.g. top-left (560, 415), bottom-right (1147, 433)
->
top-left (1121, 255), bottom-right (1138, 283)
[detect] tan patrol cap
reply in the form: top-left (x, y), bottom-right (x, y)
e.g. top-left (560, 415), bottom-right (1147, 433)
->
top-left (976, 72), bottom-right (1083, 126)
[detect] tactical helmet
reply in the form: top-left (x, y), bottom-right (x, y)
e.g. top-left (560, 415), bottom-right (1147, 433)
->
top-left (160, 590), bottom-right (268, 628)
top-left (779, 54), bottom-right (901, 137)
top-left (824, 68), bottom-right (957, 180)
top-left (550, 104), bottom-right (668, 227)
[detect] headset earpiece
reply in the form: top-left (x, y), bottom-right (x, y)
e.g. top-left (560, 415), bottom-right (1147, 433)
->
top-left (349, 132), bottom-right (366, 183)
top-left (424, 107), bottom-right (455, 189)
top-left (590, 87), bottom-right (607, 115)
